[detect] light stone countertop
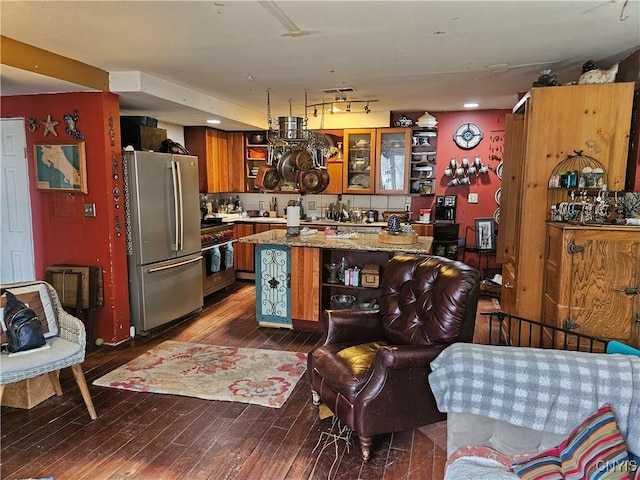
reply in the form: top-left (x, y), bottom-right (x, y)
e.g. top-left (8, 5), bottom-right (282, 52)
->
top-left (238, 229), bottom-right (433, 254)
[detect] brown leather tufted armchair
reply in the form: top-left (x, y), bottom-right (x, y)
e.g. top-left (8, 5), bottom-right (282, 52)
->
top-left (308, 254), bottom-right (480, 461)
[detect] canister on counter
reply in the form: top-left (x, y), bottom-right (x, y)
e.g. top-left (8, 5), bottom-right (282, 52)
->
top-left (419, 208), bottom-right (432, 223)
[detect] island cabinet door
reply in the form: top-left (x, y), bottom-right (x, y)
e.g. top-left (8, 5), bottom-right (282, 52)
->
top-left (290, 247), bottom-right (321, 323)
top-left (255, 244), bottom-right (291, 327)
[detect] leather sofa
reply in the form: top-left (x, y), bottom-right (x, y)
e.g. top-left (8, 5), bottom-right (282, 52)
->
top-left (307, 254), bottom-right (481, 460)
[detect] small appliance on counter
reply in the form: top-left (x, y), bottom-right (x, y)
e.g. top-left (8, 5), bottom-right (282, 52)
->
top-left (434, 195), bottom-right (457, 223)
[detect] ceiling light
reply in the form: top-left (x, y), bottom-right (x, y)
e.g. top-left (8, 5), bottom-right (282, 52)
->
top-left (207, 119), bottom-right (221, 124)
top-left (464, 103), bottom-right (479, 108)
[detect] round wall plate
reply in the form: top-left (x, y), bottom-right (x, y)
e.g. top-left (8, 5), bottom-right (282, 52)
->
top-left (454, 122), bottom-right (483, 149)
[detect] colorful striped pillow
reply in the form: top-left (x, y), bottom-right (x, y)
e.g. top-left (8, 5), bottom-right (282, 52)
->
top-left (512, 404), bottom-right (631, 480)
top-left (511, 447), bottom-right (563, 480)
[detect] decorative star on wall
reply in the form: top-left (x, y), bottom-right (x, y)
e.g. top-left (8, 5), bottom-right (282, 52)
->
top-left (40, 114), bottom-right (59, 137)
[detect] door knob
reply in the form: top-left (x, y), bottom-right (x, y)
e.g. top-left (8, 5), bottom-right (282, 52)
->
top-left (613, 285), bottom-right (639, 296)
top-left (566, 242), bottom-right (585, 254)
top-left (562, 318), bottom-right (580, 330)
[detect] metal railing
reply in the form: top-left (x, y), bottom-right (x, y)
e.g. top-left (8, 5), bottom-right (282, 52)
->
top-left (482, 310), bottom-right (609, 353)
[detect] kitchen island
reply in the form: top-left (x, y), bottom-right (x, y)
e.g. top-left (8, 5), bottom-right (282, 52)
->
top-left (239, 229), bottom-right (433, 331)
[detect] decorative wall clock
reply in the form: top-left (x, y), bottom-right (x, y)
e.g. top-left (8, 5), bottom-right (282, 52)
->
top-left (453, 122), bottom-right (483, 149)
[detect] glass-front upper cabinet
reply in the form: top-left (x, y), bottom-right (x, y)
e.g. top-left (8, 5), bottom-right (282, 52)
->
top-left (343, 129), bottom-right (375, 194)
top-left (376, 128), bottom-right (411, 194)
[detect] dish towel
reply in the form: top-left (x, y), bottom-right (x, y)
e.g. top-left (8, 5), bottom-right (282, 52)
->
top-left (210, 246), bottom-right (221, 273)
top-left (225, 242), bottom-right (234, 269)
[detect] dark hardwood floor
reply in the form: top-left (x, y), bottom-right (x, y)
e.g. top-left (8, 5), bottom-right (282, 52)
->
top-left (1, 281), bottom-right (498, 480)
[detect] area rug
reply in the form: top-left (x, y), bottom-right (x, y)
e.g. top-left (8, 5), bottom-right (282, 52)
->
top-left (93, 340), bottom-right (307, 408)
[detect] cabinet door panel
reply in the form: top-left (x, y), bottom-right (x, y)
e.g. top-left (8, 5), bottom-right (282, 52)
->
top-left (324, 162), bottom-right (343, 194)
top-left (343, 129), bottom-right (375, 194)
top-left (375, 128), bottom-right (410, 194)
top-left (290, 247), bottom-right (320, 322)
top-left (568, 232), bottom-right (639, 341)
top-left (234, 224), bottom-right (255, 272)
top-left (255, 245), bottom-right (291, 326)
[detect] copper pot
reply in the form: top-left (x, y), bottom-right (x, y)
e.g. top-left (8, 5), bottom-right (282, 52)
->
top-left (298, 168), bottom-right (322, 194)
top-left (318, 167), bottom-right (330, 193)
top-left (292, 149), bottom-right (313, 171)
top-left (277, 151), bottom-right (297, 183)
top-left (255, 164), bottom-right (280, 191)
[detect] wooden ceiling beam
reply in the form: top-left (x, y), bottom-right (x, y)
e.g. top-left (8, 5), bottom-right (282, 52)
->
top-left (1, 36), bottom-right (109, 92)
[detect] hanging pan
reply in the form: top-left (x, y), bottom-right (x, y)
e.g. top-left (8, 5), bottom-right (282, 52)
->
top-left (298, 168), bottom-right (323, 194)
top-left (254, 147), bottom-right (281, 191)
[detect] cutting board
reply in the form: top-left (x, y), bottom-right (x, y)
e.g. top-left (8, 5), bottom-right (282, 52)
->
top-left (378, 231), bottom-right (418, 245)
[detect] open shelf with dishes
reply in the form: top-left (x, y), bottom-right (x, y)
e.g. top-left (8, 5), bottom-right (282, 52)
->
top-left (321, 248), bottom-right (391, 311)
top-left (245, 131), bottom-right (268, 191)
top-left (410, 128), bottom-right (437, 195)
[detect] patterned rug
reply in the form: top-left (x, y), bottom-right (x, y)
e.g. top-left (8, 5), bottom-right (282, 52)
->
top-left (93, 341), bottom-right (307, 408)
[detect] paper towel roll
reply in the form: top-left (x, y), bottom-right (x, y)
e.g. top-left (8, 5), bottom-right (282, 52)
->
top-left (287, 206), bottom-right (300, 227)
top-left (622, 218), bottom-right (640, 226)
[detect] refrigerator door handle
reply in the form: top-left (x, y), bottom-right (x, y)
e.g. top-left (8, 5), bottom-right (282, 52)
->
top-left (148, 255), bottom-right (203, 273)
top-left (170, 161), bottom-right (180, 251)
top-left (175, 159), bottom-right (185, 251)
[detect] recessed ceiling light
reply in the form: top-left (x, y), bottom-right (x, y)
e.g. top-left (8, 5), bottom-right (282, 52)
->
top-left (464, 103), bottom-right (479, 108)
top-left (207, 119), bottom-right (221, 124)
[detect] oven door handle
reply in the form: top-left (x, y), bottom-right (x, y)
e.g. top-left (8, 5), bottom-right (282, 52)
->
top-left (201, 239), bottom-right (236, 253)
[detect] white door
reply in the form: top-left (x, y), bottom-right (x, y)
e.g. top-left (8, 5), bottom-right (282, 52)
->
top-left (0, 118), bottom-right (35, 283)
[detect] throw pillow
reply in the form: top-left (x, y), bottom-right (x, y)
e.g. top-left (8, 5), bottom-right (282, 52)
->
top-left (0, 284), bottom-right (58, 343)
top-left (512, 404), bottom-right (631, 480)
top-left (511, 446), bottom-right (563, 480)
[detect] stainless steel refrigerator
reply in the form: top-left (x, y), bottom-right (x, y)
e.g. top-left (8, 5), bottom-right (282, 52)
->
top-left (123, 150), bottom-right (203, 335)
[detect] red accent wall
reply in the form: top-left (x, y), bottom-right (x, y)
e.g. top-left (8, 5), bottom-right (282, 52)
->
top-left (1, 92), bottom-right (131, 344)
top-left (410, 109), bottom-right (509, 270)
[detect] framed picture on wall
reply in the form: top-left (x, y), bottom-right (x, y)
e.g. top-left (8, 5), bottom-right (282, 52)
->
top-left (475, 217), bottom-right (495, 250)
top-left (34, 141), bottom-right (88, 193)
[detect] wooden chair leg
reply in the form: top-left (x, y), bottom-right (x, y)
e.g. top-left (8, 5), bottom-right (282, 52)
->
top-left (48, 370), bottom-right (63, 396)
top-left (358, 435), bottom-right (372, 461)
top-left (70, 364), bottom-right (97, 420)
top-left (0, 385), bottom-right (4, 405)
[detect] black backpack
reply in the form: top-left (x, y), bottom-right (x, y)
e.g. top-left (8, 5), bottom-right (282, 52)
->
top-left (3, 290), bottom-right (46, 353)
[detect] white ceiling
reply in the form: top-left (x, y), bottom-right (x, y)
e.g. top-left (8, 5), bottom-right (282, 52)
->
top-left (1, 0), bottom-right (639, 131)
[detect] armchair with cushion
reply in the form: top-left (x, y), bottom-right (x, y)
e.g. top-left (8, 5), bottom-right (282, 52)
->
top-left (0, 280), bottom-right (97, 419)
top-left (308, 254), bottom-right (480, 460)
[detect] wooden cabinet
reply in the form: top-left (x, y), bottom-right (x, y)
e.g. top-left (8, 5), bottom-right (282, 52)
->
top-left (543, 224), bottom-right (640, 347)
top-left (321, 129), bottom-right (344, 195)
top-left (291, 247), bottom-right (321, 324)
top-left (343, 128), bottom-right (412, 194)
top-left (411, 223), bottom-right (434, 237)
top-left (234, 223), bottom-right (255, 277)
top-left (497, 83), bottom-right (635, 321)
top-left (184, 127), bottom-right (244, 193)
top-left (375, 128), bottom-right (411, 194)
top-left (227, 132), bottom-right (245, 192)
top-left (344, 129), bottom-right (376, 194)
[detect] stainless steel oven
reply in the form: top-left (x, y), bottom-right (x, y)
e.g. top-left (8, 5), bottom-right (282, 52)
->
top-left (201, 224), bottom-right (236, 297)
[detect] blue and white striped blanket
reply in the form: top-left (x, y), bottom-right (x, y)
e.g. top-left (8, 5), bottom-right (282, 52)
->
top-left (428, 343), bottom-right (640, 456)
